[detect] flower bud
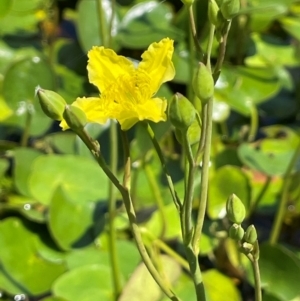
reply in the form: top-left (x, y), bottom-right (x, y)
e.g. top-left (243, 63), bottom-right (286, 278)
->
top-left (229, 223), bottom-right (244, 241)
top-left (220, 0), bottom-right (240, 20)
top-left (175, 119), bottom-right (201, 145)
top-left (208, 0), bottom-right (220, 26)
top-left (226, 194), bottom-right (246, 224)
top-left (36, 87), bottom-right (66, 121)
top-left (63, 105), bottom-right (87, 132)
top-left (193, 63), bottom-right (214, 105)
top-left (168, 93), bottom-right (196, 131)
top-left (244, 225), bottom-right (257, 244)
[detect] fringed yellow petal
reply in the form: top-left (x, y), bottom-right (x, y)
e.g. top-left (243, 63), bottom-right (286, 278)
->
top-left (138, 38), bottom-right (175, 94)
top-left (116, 97), bottom-right (167, 130)
top-left (88, 47), bottom-right (135, 92)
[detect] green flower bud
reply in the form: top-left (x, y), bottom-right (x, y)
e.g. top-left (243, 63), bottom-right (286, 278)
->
top-left (220, 0), bottom-right (240, 20)
top-left (229, 223), bottom-right (244, 241)
top-left (252, 241), bottom-right (260, 260)
top-left (208, 0), bottom-right (220, 26)
top-left (193, 63), bottom-right (214, 105)
top-left (244, 225), bottom-right (257, 244)
top-left (175, 118), bottom-right (201, 145)
top-left (63, 105), bottom-right (87, 132)
top-left (226, 194), bottom-right (246, 224)
top-left (36, 87), bottom-right (66, 121)
top-left (168, 93), bottom-right (196, 131)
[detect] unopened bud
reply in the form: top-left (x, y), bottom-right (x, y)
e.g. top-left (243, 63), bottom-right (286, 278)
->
top-left (244, 225), bottom-right (257, 244)
top-left (208, 0), bottom-right (220, 26)
top-left (36, 87), bottom-right (66, 121)
top-left (193, 63), bottom-right (214, 105)
top-left (226, 194), bottom-right (246, 224)
top-left (63, 105), bottom-right (87, 132)
top-left (229, 223), bottom-right (244, 241)
top-left (175, 119), bottom-right (201, 145)
top-left (220, 0), bottom-right (240, 20)
top-left (168, 93), bottom-right (196, 131)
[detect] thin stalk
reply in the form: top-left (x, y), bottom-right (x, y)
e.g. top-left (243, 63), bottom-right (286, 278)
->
top-left (120, 131), bottom-right (181, 301)
top-left (188, 5), bottom-right (204, 60)
top-left (96, 0), bottom-right (109, 47)
top-left (20, 106), bottom-right (32, 147)
top-left (247, 253), bottom-right (262, 301)
top-left (108, 0), bottom-right (116, 46)
top-left (249, 176), bottom-right (272, 219)
top-left (213, 21), bottom-right (232, 82)
top-left (182, 131), bottom-right (196, 240)
top-left (144, 122), bottom-right (182, 212)
top-left (152, 237), bottom-right (190, 270)
top-left (192, 98), bottom-right (213, 251)
top-left (144, 160), bottom-right (167, 238)
top-left (108, 121), bottom-right (122, 299)
top-left (248, 102), bottom-right (258, 142)
top-left (269, 141), bottom-right (300, 244)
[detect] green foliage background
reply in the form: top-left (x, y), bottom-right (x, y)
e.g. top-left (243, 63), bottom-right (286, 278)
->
top-left (0, 0), bottom-right (300, 300)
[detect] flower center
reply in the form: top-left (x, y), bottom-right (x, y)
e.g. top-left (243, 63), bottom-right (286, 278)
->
top-left (104, 69), bottom-right (152, 107)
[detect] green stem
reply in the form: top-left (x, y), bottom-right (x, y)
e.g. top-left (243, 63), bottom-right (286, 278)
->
top-left (188, 5), bottom-right (204, 60)
top-left (213, 21), bottom-right (231, 82)
top-left (120, 131), bottom-right (181, 301)
top-left (144, 122), bottom-right (182, 212)
top-left (192, 99), bottom-right (213, 251)
top-left (108, 121), bottom-right (122, 299)
top-left (182, 131), bottom-right (195, 239)
top-left (247, 252), bottom-right (262, 301)
top-left (20, 105), bottom-right (32, 147)
top-left (269, 141), bottom-right (300, 245)
top-left (108, 0), bottom-right (116, 46)
top-left (248, 102), bottom-right (258, 142)
top-left (249, 176), bottom-right (272, 218)
top-left (144, 160), bottom-right (167, 238)
top-left (96, 0), bottom-right (109, 47)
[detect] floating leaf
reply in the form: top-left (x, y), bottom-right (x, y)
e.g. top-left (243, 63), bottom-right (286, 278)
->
top-left (53, 264), bottom-right (112, 301)
top-left (29, 154), bottom-right (110, 205)
top-left (260, 243), bottom-right (300, 300)
top-left (0, 217), bottom-right (66, 296)
top-left (208, 165), bottom-right (251, 219)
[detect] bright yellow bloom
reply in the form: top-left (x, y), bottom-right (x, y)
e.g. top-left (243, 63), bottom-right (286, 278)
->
top-left (60, 38), bottom-right (175, 131)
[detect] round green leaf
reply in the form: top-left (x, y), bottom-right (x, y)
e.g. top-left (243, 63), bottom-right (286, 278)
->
top-left (48, 187), bottom-right (106, 250)
top-left (260, 243), bottom-right (300, 300)
top-left (14, 147), bottom-right (42, 197)
top-left (53, 264), bottom-right (112, 301)
top-left (119, 255), bottom-right (181, 301)
top-left (2, 56), bottom-right (55, 136)
top-left (145, 203), bottom-right (181, 239)
top-left (238, 126), bottom-right (300, 176)
top-left (208, 165), bottom-right (250, 219)
top-left (118, 1), bottom-right (184, 49)
top-left (215, 66), bottom-right (281, 116)
top-left (29, 154), bottom-right (109, 205)
top-left (0, 217), bottom-right (66, 296)
top-left (203, 269), bottom-right (241, 301)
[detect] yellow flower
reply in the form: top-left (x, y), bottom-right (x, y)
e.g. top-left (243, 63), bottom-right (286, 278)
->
top-left (60, 38), bottom-right (175, 131)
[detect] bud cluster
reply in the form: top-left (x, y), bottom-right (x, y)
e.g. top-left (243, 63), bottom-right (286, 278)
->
top-left (36, 87), bottom-right (87, 132)
top-left (226, 194), bottom-right (259, 258)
